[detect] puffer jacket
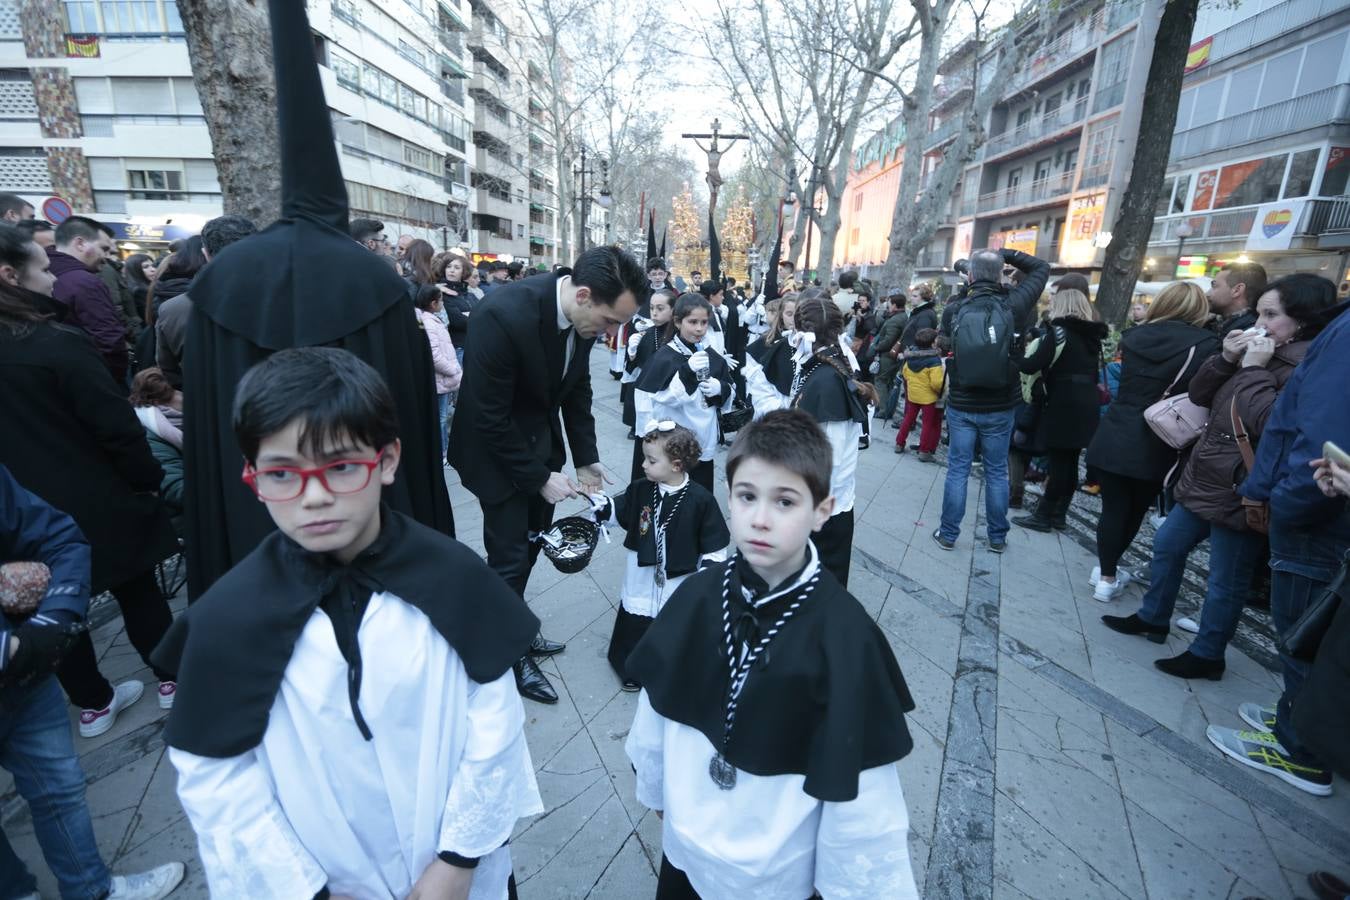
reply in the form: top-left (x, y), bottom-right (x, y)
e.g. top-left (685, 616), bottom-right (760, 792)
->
top-left (1173, 343), bottom-right (1308, 530)
top-left (901, 353), bottom-right (945, 405)
top-left (416, 307), bottom-right (462, 394)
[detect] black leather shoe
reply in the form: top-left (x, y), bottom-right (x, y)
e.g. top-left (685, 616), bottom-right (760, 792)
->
top-left (1012, 512), bottom-right (1054, 532)
top-left (1101, 613), bottom-right (1169, 644)
top-left (529, 634), bottom-right (566, 657)
top-left (1310, 871), bottom-right (1350, 900)
top-left (1154, 650), bottom-right (1225, 680)
top-left (514, 655), bottom-right (558, 704)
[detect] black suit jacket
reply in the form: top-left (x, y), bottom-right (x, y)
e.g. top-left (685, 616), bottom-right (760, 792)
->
top-left (449, 270), bottom-right (598, 505)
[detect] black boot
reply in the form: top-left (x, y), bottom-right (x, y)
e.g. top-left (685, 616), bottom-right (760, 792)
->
top-left (1154, 650), bottom-right (1225, 680)
top-left (1012, 502), bottom-right (1053, 532)
top-left (514, 654), bottom-right (558, 704)
top-left (1100, 613), bottom-right (1169, 644)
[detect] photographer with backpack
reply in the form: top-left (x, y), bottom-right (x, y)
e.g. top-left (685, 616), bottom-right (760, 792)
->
top-left (932, 248), bottom-right (1049, 553)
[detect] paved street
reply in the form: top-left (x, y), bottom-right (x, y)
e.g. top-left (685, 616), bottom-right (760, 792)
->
top-left (4, 349), bottom-right (1349, 899)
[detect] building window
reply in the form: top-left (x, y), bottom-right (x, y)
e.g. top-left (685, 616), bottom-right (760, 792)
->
top-left (1172, 173), bottom-right (1190, 213)
top-left (1212, 154), bottom-right (1287, 209)
top-left (517, 224), bottom-right (525, 238)
top-left (331, 50), bottom-right (361, 90)
top-left (127, 168), bottom-right (184, 200)
top-left (1284, 149), bottom-right (1319, 198)
top-left (64, 0), bottom-right (172, 34)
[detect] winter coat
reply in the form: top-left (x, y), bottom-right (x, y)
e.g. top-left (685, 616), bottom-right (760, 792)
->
top-left (899, 301), bottom-right (938, 350)
top-left (1209, 307), bottom-right (1258, 340)
top-left (101, 264), bottom-right (140, 339)
top-left (0, 319), bottom-right (178, 592)
top-left (872, 310), bottom-right (909, 388)
top-left (1085, 320), bottom-right (1220, 483)
top-left (901, 354), bottom-right (945, 405)
top-left (1173, 344), bottom-right (1307, 531)
top-left (134, 405), bottom-right (184, 531)
top-left (416, 307), bottom-right (463, 394)
top-left (1017, 316), bottom-right (1108, 450)
top-left (439, 284), bottom-right (475, 353)
top-left (46, 248), bottom-right (129, 381)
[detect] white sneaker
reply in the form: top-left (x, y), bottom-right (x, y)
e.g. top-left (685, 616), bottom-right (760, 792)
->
top-left (157, 681), bottom-right (176, 710)
top-left (79, 680), bottom-right (144, 738)
top-left (1094, 576), bottom-right (1130, 603)
top-left (1149, 513), bottom-right (1168, 529)
top-left (1089, 566), bottom-right (1132, 588)
top-left (1176, 616), bottom-right (1200, 634)
top-left (108, 862), bottom-right (186, 900)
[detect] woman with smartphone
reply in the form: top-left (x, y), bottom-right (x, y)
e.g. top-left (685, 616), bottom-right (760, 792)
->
top-left (1102, 274), bottom-right (1341, 683)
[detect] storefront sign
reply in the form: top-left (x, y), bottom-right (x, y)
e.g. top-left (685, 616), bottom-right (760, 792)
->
top-left (1062, 194), bottom-right (1105, 265)
top-left (1175, 255), bottom-right (1208, 279)
top-left (106, 222), bottom-right (200, 244)
top-left (995, 227), bottom-right (1039, 255)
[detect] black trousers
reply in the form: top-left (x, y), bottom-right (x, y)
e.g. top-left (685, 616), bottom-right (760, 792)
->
top-left (632, 437), bottom-right (647, 482)
top-left (656, 856), bottom-right (701, 899)
top-left (814, 509), bottom-right (855, 587)
top-left (57, 568), bottom-right (174, 710)
top-left (1037, 448), bottom-right (1081, 521)
top-left (690, 459), bottom-right (716, 494)
top-left (1095, 470), bottom-right (1160, 578)
top-left (481, 492), bottom-right (556, 597)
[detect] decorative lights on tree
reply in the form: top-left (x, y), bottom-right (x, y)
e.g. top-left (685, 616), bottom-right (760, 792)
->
top-left (721, 185), bottom-right (754, 283)
top-left (669, 182), bottom-right (702, 278)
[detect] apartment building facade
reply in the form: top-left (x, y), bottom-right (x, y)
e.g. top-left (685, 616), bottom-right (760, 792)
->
top-left (0, 0), bottom-right (474, 253)
top-left (1143, 0), bottom-right (1350, 287)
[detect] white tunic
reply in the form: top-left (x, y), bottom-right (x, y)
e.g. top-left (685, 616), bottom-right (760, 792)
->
top-left (170, 591), bottom-right (544, 900)
top-left (626, 693), bottom-right (918, 899)
top-left (637, 350), bottom-right (734, 461)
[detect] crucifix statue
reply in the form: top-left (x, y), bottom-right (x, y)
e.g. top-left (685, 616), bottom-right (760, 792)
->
top-left (682, 118), bottom-right (748, 217)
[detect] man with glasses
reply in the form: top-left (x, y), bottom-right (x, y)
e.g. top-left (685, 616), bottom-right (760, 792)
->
top-left (350, 218), bottom-right (388, 254)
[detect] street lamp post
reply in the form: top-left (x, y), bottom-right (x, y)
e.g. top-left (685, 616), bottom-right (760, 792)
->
top-left (1174, 221), bottom-right (1194, 276)
top-left (573, 149), bottom-right (611, 254)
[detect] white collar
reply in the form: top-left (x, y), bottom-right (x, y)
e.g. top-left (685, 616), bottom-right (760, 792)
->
top-left (555, 276), bottom-right (571, 332)
top-left (657, 474), bottom-right (690, 495)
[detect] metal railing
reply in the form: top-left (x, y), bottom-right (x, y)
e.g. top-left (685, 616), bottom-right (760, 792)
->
top-left (1006, 10), bottom-right (1105, 94)
top-left (1171, 84), bottom-right (1349, 161)
top-left (1209, 0), bottom-right (1350, 64)
top-left (1298, 196), bottom-right (1350, 236)
top-left (1148, 208), bottom-right (1261, 243)
top-left (923, 116), bottom-right (962, 151)
top-left (1092, 80), bottom-right (1127, 115)
top-left (984, 95), bottom-right (1089, 159)
top-left (92, 190), bottom-right (222, 215)
top-left (976, 172), bottom-right (1076, 213)
top-left (80, 113), bottom-right (205, 136)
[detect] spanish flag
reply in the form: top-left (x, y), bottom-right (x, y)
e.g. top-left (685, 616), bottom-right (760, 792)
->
top-left (1185, 37), bottom-right (1212, 74)
top-left (65, 34), bottom-right (100, 58)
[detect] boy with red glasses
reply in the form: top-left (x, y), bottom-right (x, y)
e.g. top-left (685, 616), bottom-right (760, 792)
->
top-left (153, 347), bottom-right (542, 899)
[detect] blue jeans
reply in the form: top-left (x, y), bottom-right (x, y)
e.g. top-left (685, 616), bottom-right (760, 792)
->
top-left (1136, 503), bottom-right (1264, 660)
top-left (437, 392), bottom-right (450, 459)
top-left (1269, 514), bottom-right (1350, 765)
top-left (940, 407), bottom-right (1015, 543)
top-left (0, 677), bottom-right (110, 900)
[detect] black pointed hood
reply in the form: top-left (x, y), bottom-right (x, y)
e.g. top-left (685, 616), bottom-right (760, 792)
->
top-left (659, 225), bottom-right (667, 260)
top-left (646, 210), bottom-right (658, 262)
top-left (187, 0), bottom-right (412, 350)
top-left (708, 208), bottom-right (721, 285)
top-left (762, 213), bottom-right (784, 299)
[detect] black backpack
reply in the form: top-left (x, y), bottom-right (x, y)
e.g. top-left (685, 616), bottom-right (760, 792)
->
top-left (952, 292), bottom-right (1016, 390)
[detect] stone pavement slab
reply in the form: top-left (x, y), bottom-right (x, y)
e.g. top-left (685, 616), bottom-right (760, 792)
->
top-left (4, 350), bottom-right (1348, 899)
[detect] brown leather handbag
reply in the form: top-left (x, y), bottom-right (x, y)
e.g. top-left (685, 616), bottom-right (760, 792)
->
top-left (1230, 398), bottom-right (1269, 534)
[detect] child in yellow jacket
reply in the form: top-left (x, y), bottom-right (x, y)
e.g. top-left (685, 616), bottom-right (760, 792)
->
top-left (895, 328), bottom-right (945, 461)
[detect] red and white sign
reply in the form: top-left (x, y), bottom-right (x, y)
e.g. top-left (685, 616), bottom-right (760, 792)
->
top-left (42, 196), bottom-right (73, 224)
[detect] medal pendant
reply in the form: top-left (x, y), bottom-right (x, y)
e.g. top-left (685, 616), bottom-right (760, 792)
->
top-left (655, 568), bottom-right (666, 589)
top-left (709, 752), bottom-right (737, 790)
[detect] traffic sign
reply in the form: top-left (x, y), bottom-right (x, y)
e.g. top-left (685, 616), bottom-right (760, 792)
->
top-left (42, 196), bottom-right (73, 224)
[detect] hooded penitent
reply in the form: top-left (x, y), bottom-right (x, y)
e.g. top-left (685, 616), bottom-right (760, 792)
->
top-left (180, 0), bottom-right (454, 599)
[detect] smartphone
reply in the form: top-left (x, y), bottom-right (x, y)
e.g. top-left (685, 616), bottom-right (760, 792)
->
top-left (1324, 441), bottom-right (1350, 468)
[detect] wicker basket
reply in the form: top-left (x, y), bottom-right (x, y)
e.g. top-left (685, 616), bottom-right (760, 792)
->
top-left (719, 402), bottom-right (753, 433)
top-left (536, 516), bottom-right (600, 574)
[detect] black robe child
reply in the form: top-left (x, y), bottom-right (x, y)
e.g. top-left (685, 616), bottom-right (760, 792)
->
top-left (627, 553), bottom-right (914, 802)
top-left (606, 478), bottom-right (729, 682)
top-left (181, 0), bottom-right (453, 600)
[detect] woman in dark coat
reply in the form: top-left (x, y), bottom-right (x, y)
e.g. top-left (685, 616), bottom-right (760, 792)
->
top-left (0, 225), bottom-right (179, 732)
top-left (1085, 282), bottom-right (1219, 602)
top-left (1013, 289), bottom-right (1108, 532)
top-left (1103, 275), bottom-right (1340, 678)
top-left (134, 237), bottom-right (204, 374)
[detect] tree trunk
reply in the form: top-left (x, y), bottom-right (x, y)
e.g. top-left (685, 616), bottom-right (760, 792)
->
top-left (177, 0), bottom-right (282, 226)
top-left (1095, 0), bottom-right (1201, 326)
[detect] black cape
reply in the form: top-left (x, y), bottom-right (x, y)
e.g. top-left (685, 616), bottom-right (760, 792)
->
top-left (181, 0), bottom-right (453, 598)
top-left (153, 508), bottom-right (538, 758)
top-left (627, 555), bottom-right (914, 801)
top-left (794, 353), bottom-right (868, 425)
top-left (635, 338), bottom-right (733, 410)
top-left (613, 479), bottom-right (729, 577)
top-left (622, 327), bottom-right (663, 427)
top-left (747, 336), bottom-right (796, 397)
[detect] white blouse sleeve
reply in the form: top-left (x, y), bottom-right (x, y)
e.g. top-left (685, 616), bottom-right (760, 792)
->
top-left (634, 388), bottom-right (655, 432)
top-left (813, 763), bottom-right (919, 899)
top-left (438, 671), bottom-right (546, 858)
top-left (743, 357), bottom-right (789, 419)
top-left (168, 747), bottom-right (328, 898)
top-left (625, 690), bottom-right (667, 812)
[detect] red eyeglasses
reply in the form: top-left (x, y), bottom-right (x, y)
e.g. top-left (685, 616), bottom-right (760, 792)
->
top-left (241, 451), bottom-right (386, 502)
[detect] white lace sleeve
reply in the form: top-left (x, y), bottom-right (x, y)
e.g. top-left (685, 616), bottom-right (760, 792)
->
top-left (813, 764), bottom-right (919, 899)
top-left (743, 357), bottom-right (789, 419)
top-left (438, 671), bottom-right (545, 858)
top-left (168, 747), bottom-right (327, 898)
top-left (625, 690), bottom-right (666, 811)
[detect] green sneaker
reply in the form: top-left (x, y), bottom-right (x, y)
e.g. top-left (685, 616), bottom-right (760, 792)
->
top-left (1206, 726), bottom-right (1333, 797)
top-left (1238, 702), bottom-right (1277, 734)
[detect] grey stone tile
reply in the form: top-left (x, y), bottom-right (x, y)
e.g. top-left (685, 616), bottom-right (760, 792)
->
top-left (108, 814), bottom-right (209, 899)
top-left (1123, 797), bottom-right (1285, 900)
top-left (581, 691), bottom-right (645, 826)
top-left (896, 723), bottom-right (945, 849)
top-left (530, 575), bottom-right (616, 647)
top-left (548, 618), bottom-right (625, 725)
top-left (516, 781), bottom-right (636, 898)
top-left (1083, 635), bottom-right (1210, 736)
top-left (584, 831), bottom-right (658, 900)
top-left (878, 590), bottom-right (963, 677)
top-left (993, 787), bottom-right (1134, 900)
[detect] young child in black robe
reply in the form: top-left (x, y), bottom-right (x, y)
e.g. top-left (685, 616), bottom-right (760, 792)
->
top-left (623, 289), bottom-right (675, 480)
top-left (625, 409), bottom-right (917, 899)
top-left (594, 423), bottom-right (729, 691)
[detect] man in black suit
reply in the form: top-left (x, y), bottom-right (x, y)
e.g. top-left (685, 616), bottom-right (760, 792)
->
top-left (450, 246), bottom-right (645, 703)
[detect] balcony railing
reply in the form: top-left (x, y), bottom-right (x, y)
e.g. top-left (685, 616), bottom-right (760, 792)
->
top-left (983, 95), bottom-right (1089, 159)
top-left (923, 116), bottom-right (962, 151)
top-left (1209, 0), bottom-right (1350, 65)
top-left (1298, 196), bottom-right (1350, 236)
top-left (1171, 84), bottom-right (1349, 162)
top-left (1148, 208), bottom-right (1261, 244)
top-left (1005, 10), bottom-right (1105, 94)
top-left (976, 172), bottom-right (1075, 214)
top-left (80, 113), bottom-right (206, 136)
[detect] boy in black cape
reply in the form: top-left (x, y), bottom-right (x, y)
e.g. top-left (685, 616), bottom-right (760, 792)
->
top-left (624, 409), bottom-right (918, 898)
top-left (154, 348), bottom-right (542, 899)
